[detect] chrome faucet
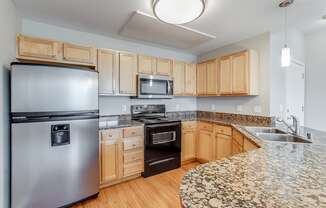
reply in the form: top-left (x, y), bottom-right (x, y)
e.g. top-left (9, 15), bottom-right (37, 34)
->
top-left (277, 115), bottom-right (299, 135)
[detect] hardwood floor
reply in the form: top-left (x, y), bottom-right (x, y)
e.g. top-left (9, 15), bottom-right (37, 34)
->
top-left (73, 162), bottom-right (200, 208)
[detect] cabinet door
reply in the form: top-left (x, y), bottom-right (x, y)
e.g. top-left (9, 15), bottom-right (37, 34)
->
top-left (97, 49), bottom-right (118, 95)
top-left (138, 55), bottom-right (156, 74)
top-left (17, 35), bottom-right (60, 60)
top-left (197, 130), bottom-right (213, 162)
top-left (182, 131), bottom-right (197, 162)
top-left (185, 63), bottom-right (197, 95)
top-left (206, 60), bottom-right (218, 95)
top-left (156, 58), bottom-right (172, 76)
top-left (119, 52), bottom-right (138, 95)
top-left (220, 57), bottom-right (232, 94)
top-left (63, 43), bottom-right (96, 65)
top-left (231, 140), bottom-right (243, 155)
top-left (244, 138), bottom-right (258, 152)
top-left (101, 139), bottom-right (123, 183)
top-left (232, 51), bottom-right (249, 94)
top-left (173, 61), bottom-right (185, 95)
top-left (196, 63), bottom-right (207, 95)
top-left (216, 134), bottom-right (232, 159)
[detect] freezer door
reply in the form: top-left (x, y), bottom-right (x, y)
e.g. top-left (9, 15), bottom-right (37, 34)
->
top-left (11, 63), bottom-right (98, 113)
top-left (11, 118), bottom-right (99, 208)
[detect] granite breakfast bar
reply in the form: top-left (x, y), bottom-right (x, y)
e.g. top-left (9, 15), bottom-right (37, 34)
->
top-left (180, 125), bottom-right (326, 208)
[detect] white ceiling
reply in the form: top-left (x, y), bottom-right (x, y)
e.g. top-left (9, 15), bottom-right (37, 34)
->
top-left (13, 0), bottom-right (326, 55)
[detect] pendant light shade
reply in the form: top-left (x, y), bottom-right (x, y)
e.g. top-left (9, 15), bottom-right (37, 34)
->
top-left (279, 0), bottom-right (293, 68)
top-left (281, 45), bottom-right (291, 67)
top-left (153, 0), bottom-right (206, 25)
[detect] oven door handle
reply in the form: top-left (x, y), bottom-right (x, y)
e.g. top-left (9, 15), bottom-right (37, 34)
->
top-left (149, 157), bottom-right (176, 166)
top-left (146, 122), bottom-right (180, 128)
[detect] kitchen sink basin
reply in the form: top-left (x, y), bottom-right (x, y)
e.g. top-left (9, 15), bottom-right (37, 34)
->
top-left (256, 133), bottom-right (312, 143)
top-left (245, 127), bottom-right (287, 134)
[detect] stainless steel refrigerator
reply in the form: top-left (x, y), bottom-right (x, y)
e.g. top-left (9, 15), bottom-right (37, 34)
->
top-left (10, 63), bottom-right (99, 208)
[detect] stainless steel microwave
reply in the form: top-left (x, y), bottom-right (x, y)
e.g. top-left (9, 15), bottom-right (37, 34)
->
top-left (137, 74), bottom-right (173, 99)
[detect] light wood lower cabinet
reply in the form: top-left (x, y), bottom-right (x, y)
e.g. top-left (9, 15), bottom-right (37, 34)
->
top-left (244, 137), bottom-right (259, 152)
top-left (100, 129), bottom-right (123, 184)
top-left (181, 121), bottom-right (197, 163)
top-left (100, 126), bottom-right (144, 187)
top-left (196, 129), bottom-right (214, 162)
top-left (215, 134), bottom-right (232, 159)
top-left (232, 140), bottom-right (243, 155)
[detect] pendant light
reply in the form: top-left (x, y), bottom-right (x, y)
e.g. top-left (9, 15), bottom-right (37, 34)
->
top-left (152, 0), bottom-right (206, 25)
top-left (279, 0), bottom-right (294, 67)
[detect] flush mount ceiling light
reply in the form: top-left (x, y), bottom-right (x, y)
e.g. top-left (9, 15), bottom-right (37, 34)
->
top-left (152, 0), bottom-right (206, 25)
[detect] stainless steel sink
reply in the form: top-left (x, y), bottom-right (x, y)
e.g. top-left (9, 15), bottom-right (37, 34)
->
top-left (256, 133), bottom-right (312, 143)
top-left (245, 127), bottom-right (287, 134)
top-left (244, 127), bottom-right (312, 144)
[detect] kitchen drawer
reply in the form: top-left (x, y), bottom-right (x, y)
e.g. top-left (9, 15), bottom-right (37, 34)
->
top-left (124, 161), bottom-right (143, 177)
top-left (124, 137), bottom-right (143, 151)
top-left (123, 126), bottom-right (143, 138)
top-left (198, 122), bottom-right (213, 132)
top-left (233, 129), bottom-right (244, 146)
top-left (214, 125), bottom-right (232, 136)
top-left (101, 129), bottom-right (122, 141)
top-left (182, 121), bottom-right (197, 131)
top-left (124, 150), bottom-right (144, 164)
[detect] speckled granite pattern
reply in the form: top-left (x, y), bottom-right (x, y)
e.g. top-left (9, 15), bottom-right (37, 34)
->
top-left (180, 125), bottom-right (326, 208)
top-left (197, 111), bottom-right (274, 127)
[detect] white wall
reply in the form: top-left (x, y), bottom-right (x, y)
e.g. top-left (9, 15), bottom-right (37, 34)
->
top-left (197, 33), bottom-right (271, 116)
top-left (100, 97), bottom-right (197, 116)
top-left (269, 29), bottom-right (305, 118)
top-left (305, 28), bottom-right (326, 131)
top-left (0, 0), bottom-right (21, 207)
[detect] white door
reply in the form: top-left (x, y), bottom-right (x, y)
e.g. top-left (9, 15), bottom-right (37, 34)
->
top-left (285, 59), bottom-right (305, 126)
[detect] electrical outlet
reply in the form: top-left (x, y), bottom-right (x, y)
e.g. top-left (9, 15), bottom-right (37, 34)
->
top-left (236, 105), bottom-right (243, 112)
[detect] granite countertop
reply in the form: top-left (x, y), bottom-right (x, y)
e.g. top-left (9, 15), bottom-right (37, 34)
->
top-left (180, 123), bottom-right (326, 208)
top-left (99, 118), bottom-right (143, 130)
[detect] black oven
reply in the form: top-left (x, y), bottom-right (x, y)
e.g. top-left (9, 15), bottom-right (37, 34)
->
top-left (143, 122), bottom-right (181, 177)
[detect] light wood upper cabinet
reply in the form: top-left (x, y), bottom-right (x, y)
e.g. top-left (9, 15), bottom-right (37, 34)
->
top-left (138, 55), bottom-right (157, 74)
top-left (173, 61), bottom-right (185, 95)
top-left (97, 49), bottom-right (118, 95)
top-left (215, 134), bottom-right (232, 160)
top-left (206, 60), bottom-right (219, 95)
top-left (63, 43), bottom-right (96, 65)
top-left (119, 52), bottom-right (138, 95)
top-left (157, 58), bottom-right (172, 76)
top-left (185, 63), bottom-right (197, 95)
top-left (16, 35), bottom-right (60, 61)
top-left (197, 129), bottom-right (214, 162)
top-left (232, 51), bottom-right (249, 94)
top-left (219, 56), bottom-right (232, 95)
top-left (197, 63), bottom-right (207, 95)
